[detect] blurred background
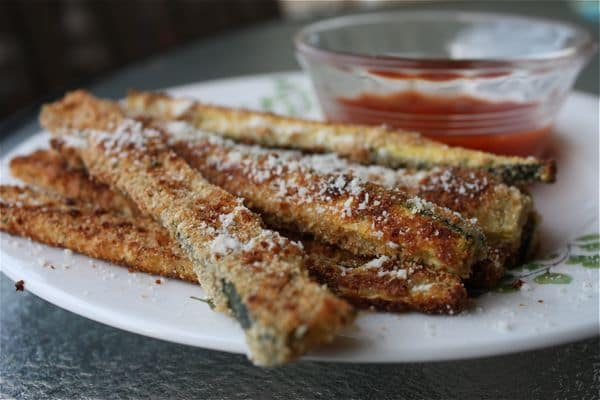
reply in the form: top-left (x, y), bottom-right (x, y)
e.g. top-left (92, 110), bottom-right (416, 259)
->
top-left (0, 0), bottom-right (598, 120)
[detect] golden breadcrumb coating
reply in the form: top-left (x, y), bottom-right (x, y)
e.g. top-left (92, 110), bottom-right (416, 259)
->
top-left (125, 90), bottom-right (555, 184)
top-left (10, 148), bottom-right (139, 216)
top-left (165, 124), bottom-right (487, 277)
top-left (0, 185), bottom-right (195, 282)
top-left (0, 184), bottom-right (467, 314)
top-left (42, 92), bottom-right (488, 277)
top-left (40, 90), bottom-right (354, 367)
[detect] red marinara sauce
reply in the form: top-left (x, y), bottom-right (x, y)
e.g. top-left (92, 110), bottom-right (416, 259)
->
top-left (324, 70), bottom-right (551, 157)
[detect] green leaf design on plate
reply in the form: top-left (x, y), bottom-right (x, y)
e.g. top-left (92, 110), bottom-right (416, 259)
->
top-left (497, 232), bottom-right (598, 291)
top-left (257, 78), bottom-right (313, 116)
top-left (260, 97), bottom-right (274, 111)
top-left (567, 254), bottom-right (600, 268)
top-left (522, 262), bottom-right (543, 271)
top-left (578, 242), bottom-right (600, 251)
top-left (576, 233), bottom-right (600, 241)
top-left (534, 272), bottom-right (573, 284)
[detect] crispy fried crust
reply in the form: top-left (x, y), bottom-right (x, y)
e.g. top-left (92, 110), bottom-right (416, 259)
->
top-left (164, 126), bottom-right (486, 277)
top-left (16, 146), bottom-right (515, 288)
top-left (211, 148), bottom-right (533, 254)
top-left (262, 155), bottom-right (538, 288)
top-left (17, 147), bottom-right (529, 259)
top-left (43, 98), bottom-right (488, 277)
top-left (125, 90), bottom-right (556, 184)
top-left (10, 149), bottom-right (139, 216)
top-left (23, 145), bottom-right (512, 290)
top-left (12, 150), bottom-right (469, 311)
top-left (410, 168), bottom-right (533, 248)
top-left (0, 184), bottom-right (468, 314)
top-left (40, 90), bottom-right (355, 367)
top-left (0, 186), bottom-right (196, 282)
top-left (301, 240), bottom-right (467, 314)
top-left (314, 160), bottom-right (536, 265)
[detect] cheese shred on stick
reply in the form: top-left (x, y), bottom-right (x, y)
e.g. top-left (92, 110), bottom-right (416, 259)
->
top-left (165, 122), bottom-right (487, 277)
top-left (41, 102), bottom-right (489, 279)
top-left (0, 185), bottom-right (468, 314)
top-left (13, 144), bottom-right (532, 265)
top-left (161, 127), bottom-right (530, 263)
top-left (125, 91), bottom-right (556, 185)
top-left (39, 91), bottom-right (354, 367)
top-left (12, 148), bottom-right (522, 288)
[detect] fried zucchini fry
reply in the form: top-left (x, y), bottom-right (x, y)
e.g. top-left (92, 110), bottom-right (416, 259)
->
top-left (0, 186), bottom-right (195, 282)
top-left (9, 148), bottom-right (478, 297)
top-left (47, 138), bottom-right (502, 288)
top-left (246, 153), bottom-right (538, 287)
top-left (163, 122), bottom-right (486, 276)
top-left (285, 155), bottom-right (535, 253)
top-left (40, 90), bottom-right (354, 367)
top-left (170, 137), bottom-right (536, 287)
top-left (300, 240), bottom-right (467, 314)
top-left (51, 132), bottom-right (486, 277)
top-left (125, 90), bottom-right (556, 185)
top-left (11, 149), bottom-right (472, 306)
top-left (9, 149), bottom-right (139, 216)
top-left (0, 185), bottom-right (467, 314)
top-left (16, 147), bottom-right (528, 261)
top-left (18, 145), bottom-right (512, 287)
top-left (13, 147), bottom-right (534, 289)
top-left (42, 104), bottom-right (487, 277)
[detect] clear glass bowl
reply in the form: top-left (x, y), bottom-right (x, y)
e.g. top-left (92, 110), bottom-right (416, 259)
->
top-left (295, 11), bottom-right (596, 156)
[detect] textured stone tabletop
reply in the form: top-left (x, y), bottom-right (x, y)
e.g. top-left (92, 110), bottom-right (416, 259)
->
top-left (1, 2), bottom-right (598, 399)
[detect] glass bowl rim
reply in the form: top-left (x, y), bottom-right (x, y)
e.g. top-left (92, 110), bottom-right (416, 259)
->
top-left (294, 10), bottom-right (597, 70)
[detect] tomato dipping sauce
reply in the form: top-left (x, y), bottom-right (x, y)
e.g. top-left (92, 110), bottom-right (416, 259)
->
top-left (324, 90), bottom-right (551, 157)
top-left (296, 11), bottom-right (595, 158)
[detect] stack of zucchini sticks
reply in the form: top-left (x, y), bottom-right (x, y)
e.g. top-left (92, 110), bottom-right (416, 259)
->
top-left (0, 90), bottom-right (555, 366)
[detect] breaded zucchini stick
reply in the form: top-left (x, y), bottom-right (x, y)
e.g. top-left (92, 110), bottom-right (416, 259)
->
top-left (158, 133), bottom-right (527, 287)
top-left (125, 91), bottom-right (556, 185)
top-left (300, 240), bottom-right (467, 314)
top-left (159, 121), bottom-right (487, 277)
top-left (278, 154), bottom-right (535, 253)
top-left (342, 163), bottom-right (540, 276)
top-left (18, 146), bottom-right (512, 288)
top-left (11, 147), bottom-right (508, 288)
top-left (0, 185), bottom-right (467, 314)
top-left (42, 107), bottom-right (487, 277)
top-left (174, 133), bottom-right (531, 287)
top-left (9, 149), bottom-right (139, 216)
top-left (40, 91), bottom-right (354, 366)
top-left (0, 186), bottom-right (196, 282)
top-left (50, 138), bottom-right (508, 287)
top-left (16, 147), bottom-right (530, 259)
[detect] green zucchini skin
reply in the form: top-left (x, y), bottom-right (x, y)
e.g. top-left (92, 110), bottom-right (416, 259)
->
top-left (222, 279), bottom-right (252, 329)
top-left (487, 164), bottom-right (556, 185)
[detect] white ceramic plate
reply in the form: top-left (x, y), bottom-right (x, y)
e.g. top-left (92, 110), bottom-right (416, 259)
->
top-left (1, 72), bottom-right (598, 362)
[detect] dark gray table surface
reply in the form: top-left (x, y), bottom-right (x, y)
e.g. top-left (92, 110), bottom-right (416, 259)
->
top-left (1, 2), bottom-right (599, 399)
